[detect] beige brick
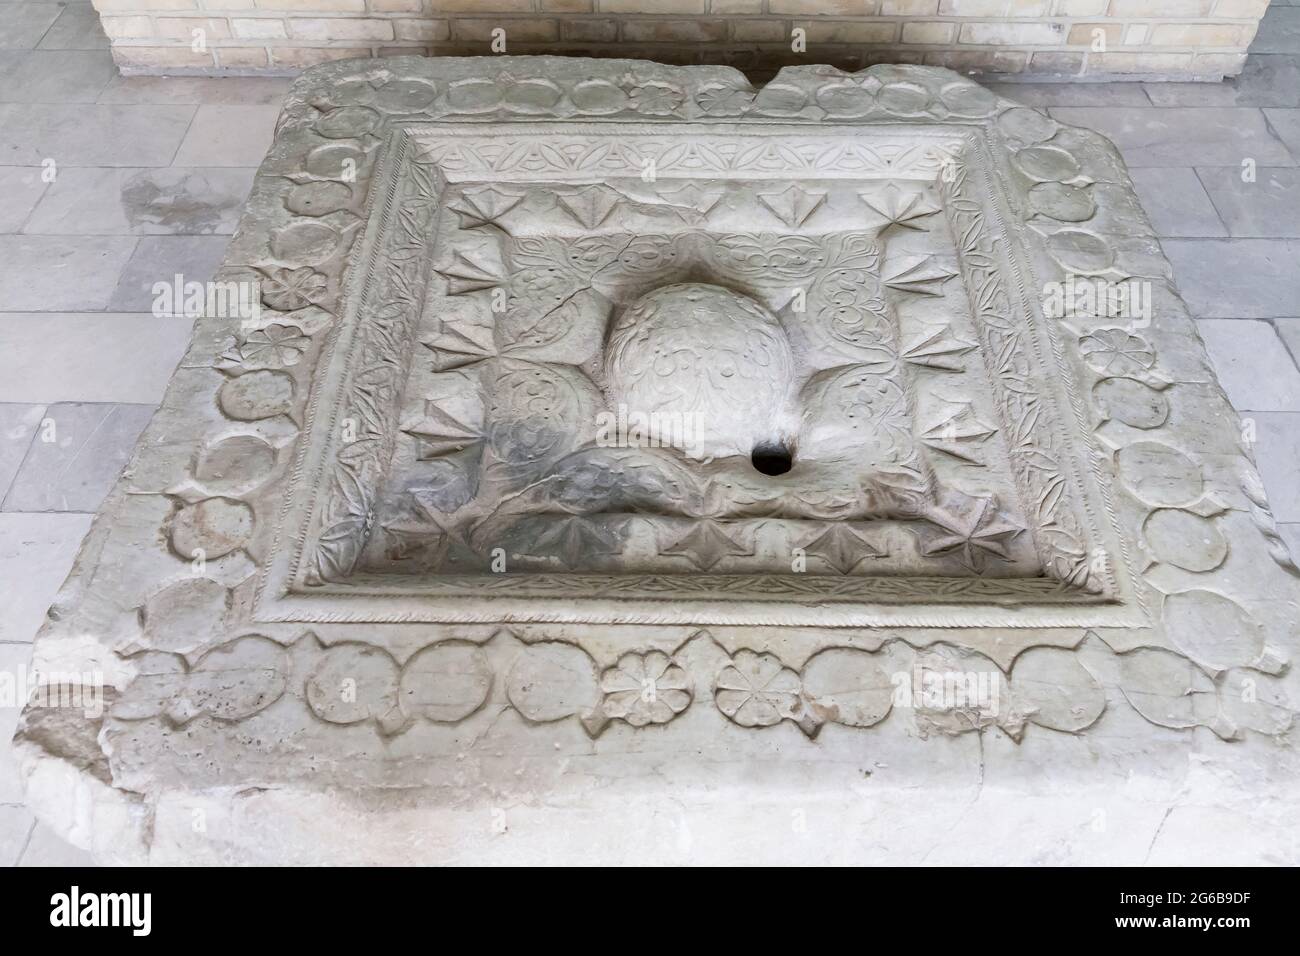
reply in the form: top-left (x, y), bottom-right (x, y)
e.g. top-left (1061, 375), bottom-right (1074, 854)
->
top-left (1192, 50), bottom-right (1247, 74)
top-left (924, 48), bottom-right (1029, 72)
top-left (253, 0), bottom-right (366, 10)
top-left (269, 45), bottom-right (371, 66)
top-left (882, 0), bottom-right (938, 13)
top-left (290, 17), bottom-right (394, 40)
top-left (1067, 22), bottom-right (1120, 47)
top-left (622, 20), bottom-right (727, 43)
top-left (453, 19), bottom-right (559, 43)
top-left (216, 45), bottom-right (270, 67)
top-left (1053, 0), bottom-right (1105, 12)
top-left (1124, 24), bottom-right (1147, 44)
top-left (710, 0), bottom-right (762, 12)
top-left (100, 15), bottom-right (153, 38)
top-left (940, 0), bottom-right (1047, 13)
top-left (542, 0), bottom-right (593, 10)
top-left (902, 21), bottom-right (955, 44)
top-left (113, 44), bottom-right (216, 68)
top-left (805, 21), bottom-right (898, 43)
top-left (1215, 0), bottom-right (1269, 16)
top-left (1107, 0), bottom-right (1211, 15)
top-left (732, 20), bottom-right (785, 42)
top-left (770, 0), bottom-right (873, 14)
top-left (600, 0), bottom-right (704, 13)
top-left (1089, 50), bottom-right (1193, 71)
top-left (154, 16), bottom-right (232, 39)
top-left (430, 0), bottom-right (530, 9)
top-left (562, 19), bottom-right (617, 42)
top-left (1150, 23), bottom-right (1252, 47)
top-left (959, 22), bottom-right (1064, 45)
top-left (394, 18), bottom-right (449, 40)
top-left (95, 0), bottom-right (196, 10)
top-left (370, 0), bottom-right (422, 10)
top-left (231, 17), bottom-right (286, 38)
top-left (1030, 50), bottom-right (1085, 72)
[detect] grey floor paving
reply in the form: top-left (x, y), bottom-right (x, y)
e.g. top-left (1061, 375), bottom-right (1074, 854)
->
top-left (1163, 238), bottom-right (1300, 318)
top-left (1197, 166), bottom-right (1300, 237)
top-left (1, 402), bottom-right (155, 512)
top-left (1048, 106), bottom-right (1296, 167)
top-left (24, 166), bottom-right (256, 235)
top-left (1129, 167), bottom-right (1227, 237)
top-left (2, 0), bottom-right (1300, 866)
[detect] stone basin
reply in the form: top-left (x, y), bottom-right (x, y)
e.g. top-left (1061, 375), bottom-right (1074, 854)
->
top-left (13, 56), bottom-right (1300, 865)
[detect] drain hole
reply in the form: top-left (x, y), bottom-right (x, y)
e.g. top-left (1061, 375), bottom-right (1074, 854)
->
top-left (751, 442), bottom-right (794, 476)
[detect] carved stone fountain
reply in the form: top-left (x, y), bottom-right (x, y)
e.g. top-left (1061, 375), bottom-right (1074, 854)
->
top-left (15, 57), bottom-right (1300, 865)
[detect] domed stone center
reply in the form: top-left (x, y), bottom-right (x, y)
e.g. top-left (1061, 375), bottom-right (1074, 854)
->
top-left (605, 283), bottom-right (798, 462)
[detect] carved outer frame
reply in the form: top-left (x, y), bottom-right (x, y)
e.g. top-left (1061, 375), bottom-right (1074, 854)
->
top-left (19, 59), bottom-right (1300, 761)
top-left (252, 118), bottom-right (1143, 628)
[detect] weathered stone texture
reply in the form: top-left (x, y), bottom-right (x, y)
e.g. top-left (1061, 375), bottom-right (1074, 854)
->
top-left (14, 58), bottom-right (1300, 865)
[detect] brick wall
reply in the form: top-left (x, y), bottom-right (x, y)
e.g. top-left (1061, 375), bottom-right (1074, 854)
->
top-left (93, 0), bottom-right (1271, 80)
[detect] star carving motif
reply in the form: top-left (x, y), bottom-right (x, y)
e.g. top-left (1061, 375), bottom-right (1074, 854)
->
top-left (449, 186), bottom-right (524, 230)
top-left (800, 523), bottom-right (888, 574)
top-left (916, 491), bottom-right (1024, 573)
top-left (858, 183), bottom-right (941, 231)
top-left (659, 520), bottom-right (754, 571)
top-left (400, 401), bottom-right (482, 460)
top-left (757, 184), bottom-right (827, 228)
top-left (435, 250), bottom-right (508, 295)
top-left (524, 515), bottom-right (625, 569)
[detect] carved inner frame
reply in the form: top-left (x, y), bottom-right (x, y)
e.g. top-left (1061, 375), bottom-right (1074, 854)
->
top-left (255, 120), bottom-right (1146, 628)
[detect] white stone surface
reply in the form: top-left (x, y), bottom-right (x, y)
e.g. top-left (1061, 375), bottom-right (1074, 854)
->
top-left (13, 56), bottom-right (1300, 866)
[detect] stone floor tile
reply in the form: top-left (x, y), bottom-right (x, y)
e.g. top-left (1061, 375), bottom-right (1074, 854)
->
top-left (1263, 108), bottom-right (1300, 162)
top-left (0, 512), bottom-right (91, 642)
top-left (0, 165), bottom-right (47, 231)
top-left (1197, 166), bottom-right (1300, 237)
top-left (1162, 239), bottom-right (1300, 318)
top-left (1276, 318), bottom-right (1300, 362)
top-left (24, 166), bottom-right (255, 235)
top-left (97, 74), bottom-right (294, 106)
top-left (1049, 107), bottom-right (1296, 167)
top-left (1252, 5), bottom-right (1300, 55)
top-left (108, 235), bottom-right (232, 311)
top-left (984, 81), bottom-right (1151, 107)
top-left (36, 1), bottom-right (107, 50)
top-left (172, 104), bottom-right (281, 167)
top-left (18, 822), bottom-right (96, 866)
top-left (0, 235), bottom-right (137, 310)
top-left (2, 403), bottom-right (154, 512)
top-left (0, 403), bottom-right (45, 497)
top-left (1129, 167), bottom-right (1227, 237)
top-left (1244, 412), bottom-right (1300, 522)
top-left (0, 804), bottom-right (36, 866)
top-left (0, 314), bottom-right (194, 403)
top-left (1198, 319), bottom-right (1300, 411)
top-left (0, 49), bottom-right (115, 103)
top-left (0, 3), bottom-right (61, 50)
top-left (1143, 55), bottom-right (1300, 109)
top-left (0, 102), bottom-right (195, 166)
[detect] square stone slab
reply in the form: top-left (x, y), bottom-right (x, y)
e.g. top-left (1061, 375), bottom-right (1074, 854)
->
top-left (15, 57), bottom-right (1300, 865)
